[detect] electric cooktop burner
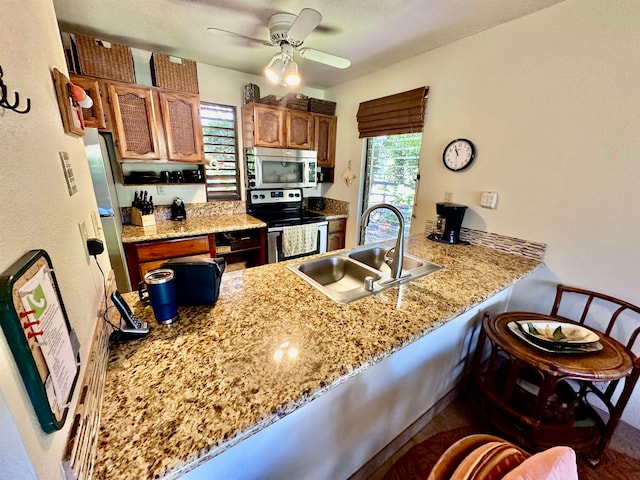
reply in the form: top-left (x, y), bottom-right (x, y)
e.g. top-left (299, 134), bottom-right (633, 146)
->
top-left (247, 188), bottom-right (327, 227)
top-left (251, 209), bottom-right (326, 227)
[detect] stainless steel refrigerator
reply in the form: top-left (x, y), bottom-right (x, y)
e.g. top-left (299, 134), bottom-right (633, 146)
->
top-left (84, 128), bottom-right (131, 292)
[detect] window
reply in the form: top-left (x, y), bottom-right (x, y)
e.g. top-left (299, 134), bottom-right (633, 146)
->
top-left (361, 133), bottom-right (422, 244)
top-left (200, 102), bottom-right (240, 201)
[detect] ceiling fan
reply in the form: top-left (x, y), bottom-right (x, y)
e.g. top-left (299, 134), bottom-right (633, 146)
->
top-left (207, 8), bottom-right (351, 86)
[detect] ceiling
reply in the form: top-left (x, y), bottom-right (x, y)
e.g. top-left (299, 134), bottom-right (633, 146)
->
top-left (52, 0), bottom-right (565, 90)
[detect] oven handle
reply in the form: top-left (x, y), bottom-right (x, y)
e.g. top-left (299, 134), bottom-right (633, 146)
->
top-left (267, 221), bottom-right (329, 233)
top-left (267, 222), bottom-right (329, 263)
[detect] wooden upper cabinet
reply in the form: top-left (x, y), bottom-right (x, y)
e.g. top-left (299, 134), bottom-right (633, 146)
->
top-left (242, 103), bottom-right (284, 148)
top-left (242, 103), bottom-right (337, 165)
top-left (158, 91), bottom-right (203, 163)
top-left (286, 110), bottom-right (314, 149)
top-left (108, 84), bottom-right (161, 160)
top-left (314, 114), bottom-right (337, 167)
top-left (70, 74), bottom-right (107, 129)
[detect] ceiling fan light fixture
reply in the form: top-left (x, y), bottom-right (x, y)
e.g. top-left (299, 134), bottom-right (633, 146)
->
top-left (265, 55), bottom-right (286, 83)
top-left (283, 60), bottom-right (300, 86)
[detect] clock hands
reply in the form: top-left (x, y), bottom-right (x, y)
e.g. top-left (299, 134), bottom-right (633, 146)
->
top-left (443, 139), bottom-right (475, 172)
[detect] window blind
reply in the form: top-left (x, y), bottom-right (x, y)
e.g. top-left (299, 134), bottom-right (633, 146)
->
top-left (356, 87), bottom-right (429, 138)
top-left (200, 102), bottom-right (241, 201)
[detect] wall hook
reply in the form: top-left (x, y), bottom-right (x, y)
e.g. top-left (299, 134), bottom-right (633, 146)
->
top-left (0, 65), bottom-right (31, 114)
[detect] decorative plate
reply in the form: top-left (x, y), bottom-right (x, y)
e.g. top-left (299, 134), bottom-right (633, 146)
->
top-left (517, 320), bottom-right (599, 346)
top-left (507, 322), bottom-right (603, 354)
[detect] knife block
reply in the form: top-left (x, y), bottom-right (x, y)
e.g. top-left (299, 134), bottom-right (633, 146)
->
top-left (131, 207), bottom-right (156, 227)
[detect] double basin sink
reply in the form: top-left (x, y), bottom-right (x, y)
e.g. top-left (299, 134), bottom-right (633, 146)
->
top-left (287, 245), bottom-right (443, 304)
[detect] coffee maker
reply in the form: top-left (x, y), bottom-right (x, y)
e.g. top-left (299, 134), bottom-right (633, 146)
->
top-left (428, 202), bottom-right (469, 244)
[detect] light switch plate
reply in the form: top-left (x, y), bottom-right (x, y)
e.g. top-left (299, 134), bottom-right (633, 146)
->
top-left (481, 191), bottom-right (498, 209)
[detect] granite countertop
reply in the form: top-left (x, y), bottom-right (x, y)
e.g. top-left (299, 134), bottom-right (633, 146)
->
top-left (121, 213), bottom-right (266, 243)
top-left (312, 209), bottom-right (348, 220)
top-left (94, 235), bottom-right (542, 479)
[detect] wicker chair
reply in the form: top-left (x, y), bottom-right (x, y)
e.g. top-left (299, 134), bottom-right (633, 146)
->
top-left (547, 285), bottom-right (640, 459)
top-left (427, 434), bottom-right (578, 480)
top-left (426, 434), bottom-right (528, 479)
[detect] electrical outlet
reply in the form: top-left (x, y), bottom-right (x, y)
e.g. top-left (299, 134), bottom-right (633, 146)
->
top-left (444, 191), bottom-right (453, 202)
top-left (156, 185), bottom-right (165, 195)
top-left (78, 220), bottom-right (88, 245)
top-left (90, 210), bottom-right (103, 239)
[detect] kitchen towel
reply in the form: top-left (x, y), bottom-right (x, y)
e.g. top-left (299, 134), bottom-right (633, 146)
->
top-left (282, 224), bottom-right (318, 258)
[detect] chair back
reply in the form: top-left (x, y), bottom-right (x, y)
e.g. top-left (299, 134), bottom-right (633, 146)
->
top-left (550, 285), bottom-right (640, 359)
top-left (426, 434), bottom-right (528, 480)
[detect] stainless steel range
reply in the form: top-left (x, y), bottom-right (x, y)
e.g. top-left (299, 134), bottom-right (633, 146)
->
top-left (247, 188), bottom-right (328, 263)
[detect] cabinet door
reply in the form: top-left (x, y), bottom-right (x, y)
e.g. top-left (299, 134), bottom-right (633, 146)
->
top-left (327, 218), bottom-right (346, 251)
top-left (136, 235), bottom-right (211, 262)
top-left (286, 110), bottom-right (313, 149)
top-left (314, 114), bottom-right (337, 167)
top-left (328, 232), bottom-right (345, 252)
top-left (108, 84), bottom-right (161, 160)
top-left (125, 235), bottom-right (213, 286)
top-left (251, 104), bottom-right (285, 147)
top-left (139, 254), bottom-right (211, 284)
top-left (159, 91), bottom-right (204, 163)
top-left (70, 75), bottom-right (107, 129)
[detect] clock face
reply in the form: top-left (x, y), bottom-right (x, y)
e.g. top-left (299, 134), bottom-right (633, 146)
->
top-left (443, 139), bottom-right (475, 172)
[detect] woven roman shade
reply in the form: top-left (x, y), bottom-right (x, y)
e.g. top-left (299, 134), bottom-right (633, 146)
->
top-left (356, 86), bottom-right (428, 138)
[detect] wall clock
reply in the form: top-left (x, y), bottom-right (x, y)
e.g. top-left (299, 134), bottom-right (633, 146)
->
top-left (443, 138), bottom-right (475, 172)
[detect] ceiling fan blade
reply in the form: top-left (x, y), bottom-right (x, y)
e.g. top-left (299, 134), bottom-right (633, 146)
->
top-left (207, 27), bottom-right (274, 46)
top-left (298, 48), bottom-right (351, 69)
top-left (286, 8), bottom-right (322, 44)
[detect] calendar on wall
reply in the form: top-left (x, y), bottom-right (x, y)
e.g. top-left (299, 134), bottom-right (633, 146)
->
top-left (0, 250), bottom-right (80, 433)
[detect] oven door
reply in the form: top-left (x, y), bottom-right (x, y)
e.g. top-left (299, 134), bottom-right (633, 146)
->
top-left (267, 222), bottom-right (328, 263)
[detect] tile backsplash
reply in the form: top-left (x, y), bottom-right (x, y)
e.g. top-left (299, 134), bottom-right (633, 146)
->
top-left (424, 220), bottom-right (547, 261)
top-left (122, 201), bottom-right (246, 223)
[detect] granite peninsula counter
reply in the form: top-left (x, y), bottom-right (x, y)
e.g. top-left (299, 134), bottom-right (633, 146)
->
top-left (94, 234), bottom-right (542, 479)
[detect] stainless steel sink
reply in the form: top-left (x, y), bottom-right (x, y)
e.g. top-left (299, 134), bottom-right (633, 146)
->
top-left (287, 245), bottom-right (443, 304)
top-left (295, 256), bottom-right (383, 304)
top-left (348, 246), bottom-right (425, 275)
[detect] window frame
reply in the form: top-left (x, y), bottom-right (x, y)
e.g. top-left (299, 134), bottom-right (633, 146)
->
top-left (200, 101), bottom-right (241, 201)
top-left (360, 133), bottom-right (423, 244)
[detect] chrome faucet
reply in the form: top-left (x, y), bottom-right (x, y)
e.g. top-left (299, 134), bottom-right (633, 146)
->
top-left (358, 203), bottom-right (405, 279)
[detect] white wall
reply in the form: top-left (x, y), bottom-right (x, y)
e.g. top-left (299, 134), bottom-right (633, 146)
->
top-left (0, 1), bottom-right (109, 478)
top-left (326, 0), bottom-right (640, 427)
top-left (113, 50), bottom-right (326, 207)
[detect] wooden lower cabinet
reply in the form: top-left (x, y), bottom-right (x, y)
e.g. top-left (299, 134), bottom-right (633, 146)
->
top-left (212, 228), bottom-right (266, 272)
top-left (327, 218), bottom-right (347, 252)
top-left (124, 235), bottom-right (214, 287)
top-left (124, 229), bottom-right (267, 288)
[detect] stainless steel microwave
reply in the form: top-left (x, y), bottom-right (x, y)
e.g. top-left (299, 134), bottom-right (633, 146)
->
top-left (245, 148), bottom-right (317, 189)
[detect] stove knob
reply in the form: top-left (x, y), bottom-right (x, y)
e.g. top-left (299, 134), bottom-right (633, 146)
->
top-left (288, 193), bottom-right (294, 197)
top-left (295, 193), bottom-right (300, 197)
top-left (260, 194), bottom-right (266, 199)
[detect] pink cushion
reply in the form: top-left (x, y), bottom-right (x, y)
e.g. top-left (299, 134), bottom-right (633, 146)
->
top-left (502, 446), bottom-right (578, 480)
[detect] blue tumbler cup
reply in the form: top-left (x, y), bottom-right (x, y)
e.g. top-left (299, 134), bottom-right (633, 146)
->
top-left (138, 269), bottom-right (178, 324)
